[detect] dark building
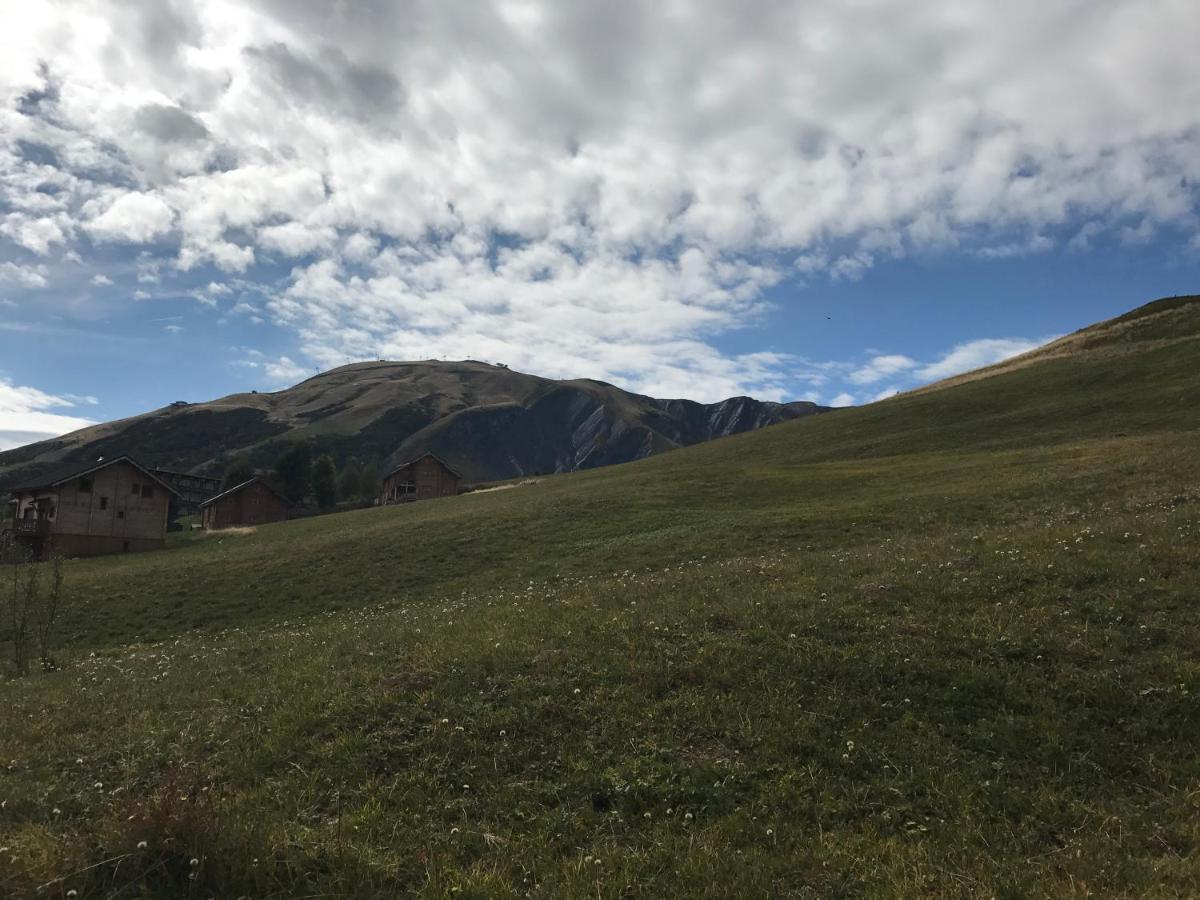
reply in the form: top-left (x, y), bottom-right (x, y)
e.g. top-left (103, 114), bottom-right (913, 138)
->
top-left (380, 452), bottom-right (462, 504)
top-left (199, 477), bottom-right (289, 530)
top-left (4, 456), bottom-right (179, 559)
top-left (151, 468), bottom-right (221, 518)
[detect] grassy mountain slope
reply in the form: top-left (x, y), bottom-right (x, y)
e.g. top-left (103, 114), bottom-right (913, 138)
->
top-left (0, 360), bottom-right (823, 489)
top-left (908, 292), bottom-right (1200, 395)
top-left (1, 296), bottom-right (1198, 898)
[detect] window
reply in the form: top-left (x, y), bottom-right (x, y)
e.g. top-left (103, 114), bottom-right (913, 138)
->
top-left (142, 484), bottom-right (154, 499)
top-left (131, 483), bottom-right (140, 495)
top-left (79, 477), bottom-right (93, 493)
top-left (99, 496), bottom-right (109, 510)
top-left (117, 510), bottom-right (125, 519)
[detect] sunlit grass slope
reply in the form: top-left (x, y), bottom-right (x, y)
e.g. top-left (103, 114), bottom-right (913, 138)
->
top-left (1, 295), bottom-right (1198, 898)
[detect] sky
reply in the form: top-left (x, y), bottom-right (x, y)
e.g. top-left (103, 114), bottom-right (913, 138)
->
top-left (1, 0), bottom-right (1198, 451)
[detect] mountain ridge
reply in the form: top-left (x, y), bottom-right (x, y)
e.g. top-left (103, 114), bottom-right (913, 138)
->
top-left (0, 359), bottom-right (824, 490)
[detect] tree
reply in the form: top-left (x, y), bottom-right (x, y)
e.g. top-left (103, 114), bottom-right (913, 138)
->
top-left (34, 554), bottom-right (64, 671)
top-left (8, 551), bottom-right (36, 675)
top-left (222, 455), bottom-right (255, 489)
top-left (312, 454), bottom-right (338, 509)
top-left (274, 443), bottom-right (312, 504)
top-left (7, 551), bottom-right (66, 676)
top-left (358, 462), bottom-right (381, 502)
top-left (339, 458), bottom-right (363, 500)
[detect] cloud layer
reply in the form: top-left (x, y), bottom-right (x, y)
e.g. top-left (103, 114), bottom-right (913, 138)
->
top-left (831, 336), bottom-right (1050, 406)
top-left (1, 0), bottom-right (1198, 402)
top-left (0, 378), bottom-right (97, 450)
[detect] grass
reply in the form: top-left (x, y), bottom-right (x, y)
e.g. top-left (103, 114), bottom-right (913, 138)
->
top-left (1, 297), bottom-right (1199, 897)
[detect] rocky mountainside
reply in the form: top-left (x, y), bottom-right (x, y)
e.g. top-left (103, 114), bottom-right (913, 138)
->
top-left (0, 361), bottom-right (825, 489)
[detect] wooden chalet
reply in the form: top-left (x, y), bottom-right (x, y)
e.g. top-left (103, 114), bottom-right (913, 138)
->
top-left (151, 468), bottom-right (221, 518)
top-left (199, 476), bottom-right (289, 530)
top-left (380, 452), bottom-right (462, 504)
top-left (4, 456), bottom-right (179, 559)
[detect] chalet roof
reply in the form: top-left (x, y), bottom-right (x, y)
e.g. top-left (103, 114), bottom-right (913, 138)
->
top-left (198, 476), bottom-right (290, 509)
top-left (150, 467), bottom-right (220, 482)
top-left (384, 451), bottom-right (463, 480)
top-left (8, 455), bottom-right (182, 497)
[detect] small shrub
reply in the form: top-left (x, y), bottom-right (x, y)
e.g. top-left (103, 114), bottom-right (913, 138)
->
top-left (6, 551), bottom-right (67, 675)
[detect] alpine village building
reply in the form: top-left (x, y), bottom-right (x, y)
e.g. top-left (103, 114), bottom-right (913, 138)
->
top-left (7, 447), bottom-right (463, 558)
top-left (380, 452), bottom-right (462, 504)
top-left (4, 456), bottom-right (179, 560)
top-left (151, 468), bottom-right (221, 518)
top-left (199, 476), bottom-right (289, 530)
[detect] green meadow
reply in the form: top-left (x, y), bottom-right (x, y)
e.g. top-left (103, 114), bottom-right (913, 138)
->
top-left (2, 297), bottom-right (1198, 897)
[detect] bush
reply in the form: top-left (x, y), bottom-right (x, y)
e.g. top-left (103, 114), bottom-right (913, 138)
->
top-left (312, 454), bottom-right (338, 509)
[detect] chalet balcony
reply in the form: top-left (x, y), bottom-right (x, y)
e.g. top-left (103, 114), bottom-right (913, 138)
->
top-left (12, 518), bottom-right (51, 537)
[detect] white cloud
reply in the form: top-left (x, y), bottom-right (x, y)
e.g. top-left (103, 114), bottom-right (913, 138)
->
top-left (136, 256), bottom-right (164, 284)
top-left (975, 234), bottom-right (1054, 259)
top-left (0, 378), bottom-right (98, 449)
top-left (0, 1), bottom-right (1197, 400)
top-left (848, 354), bottom-right (917, 385)
top-left (85, 191), bottom-right (175, 243)
top-left (61, 393), bottom-right (99, 406)
top-left (830, 392), bottom-right (856, 407)
top-left (264, 355), bottom-right (308, 384)
top-left (259, 222), bottom-right (337, 257)
top-left (870, 386), bottom-right (900, 402)
top-left (918, 337), bottom-right (1049, 381)
top-left (0, 261), bottom-right (48, 288)
top-left (342, 231), bottom-right (379, 263)
top-left (90, 273), bottom-right (112, 285)
top-left (0, 213), bottom-right (68, 255)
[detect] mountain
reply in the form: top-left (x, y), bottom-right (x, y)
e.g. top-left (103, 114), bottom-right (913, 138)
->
top-left (0, 360), bottom-right (825, 490)
top-left (5, 295), bottom-right (1198, 898)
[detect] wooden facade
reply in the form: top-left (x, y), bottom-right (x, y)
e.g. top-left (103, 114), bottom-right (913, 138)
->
top-left (151, 468), bottom-right (221, 517)
top-left (4, 457), bottom-right (178, 559)
top-left (380, 452), bottom-right (462, 504)
top-left (199, 477), bottom-right (289, 530)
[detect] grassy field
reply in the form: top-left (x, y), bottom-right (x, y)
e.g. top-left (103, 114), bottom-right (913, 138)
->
top-left (1, 297), bottom-right (1198, 897)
